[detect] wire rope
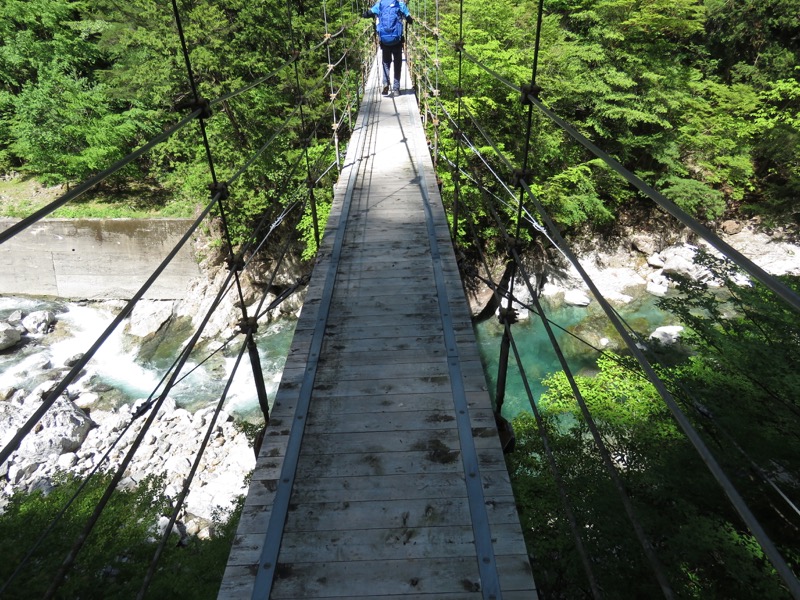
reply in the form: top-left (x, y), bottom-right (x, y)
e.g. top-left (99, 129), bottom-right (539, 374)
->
top-left (3, 6), bottom-right (369, 596)
top-left (461, 200), bottom-right (603, 598)
top-left (484, 185), bottom-right (678, 599)
top-left (514, 175), bottom-right (800, 597)
top-left (415, 19), bottom-right (800, 315)
top-left (137, 338), bottom-right (250, 599)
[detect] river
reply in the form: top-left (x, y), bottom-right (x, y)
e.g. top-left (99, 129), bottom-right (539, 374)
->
top-left (474, 289), bottom-right (675, 418)
top-left (1, 289), bottom-right (673, 423)
top-left (0, 296), bottom-right (296, 422)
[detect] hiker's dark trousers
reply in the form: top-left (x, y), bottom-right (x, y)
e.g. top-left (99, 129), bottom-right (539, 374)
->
top-left (380, 42), bottom-right (403, 91)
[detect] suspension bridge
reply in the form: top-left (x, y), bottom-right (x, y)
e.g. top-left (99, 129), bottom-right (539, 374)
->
top-left (217, 57), bottom-right (536, 599)
top-left (1, 1), bottom-right (800, 599)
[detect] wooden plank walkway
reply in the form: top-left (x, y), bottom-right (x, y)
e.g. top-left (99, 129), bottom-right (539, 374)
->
top-left (218, 56), bottom-right (538, 600)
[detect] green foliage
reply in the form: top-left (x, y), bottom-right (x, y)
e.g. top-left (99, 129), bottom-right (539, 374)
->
top-left (0, 471), bottom-right (242, 599)
top-left (0, 0), bottom-right (369, 257)
top-left (507, 252), bottom-right (800, 597)
top-left (10, 70), bottom-right (158, 185)
top-left (658, 252), bottom-right (800, 469)
top-left (415, 0), bottom-right (799, 251)
top-left (509, 354), bottom-right (797, 598)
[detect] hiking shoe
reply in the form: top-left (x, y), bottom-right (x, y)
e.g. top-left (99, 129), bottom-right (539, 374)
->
top-left (382, 85), bottom-right (389, 95)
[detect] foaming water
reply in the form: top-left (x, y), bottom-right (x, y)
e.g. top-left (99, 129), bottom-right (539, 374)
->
top-left (0, 298), bottom-right (296, 420)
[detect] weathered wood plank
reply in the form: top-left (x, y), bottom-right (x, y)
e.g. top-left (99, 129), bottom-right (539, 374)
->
top-left (220, 62), bottom-right (537, 599)
top-left (289, 472), bottom-right (467, 504)
top-left (313, 360), bottom-right (450, 383)
top-left (296, 428), bottom-right (460, 457)
top-left (269, 557), bottom-right (483, 598)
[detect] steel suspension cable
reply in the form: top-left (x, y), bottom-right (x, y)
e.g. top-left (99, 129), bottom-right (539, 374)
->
top-left (495, 0), bottom-right (545, 419)
top-left (4, 8), bottom-right (368, 595)
top-left (169, 0), bottom-right (267, 423)
top-left (461, 199), bottom-right (603, 598)
top-left (449, 0), bottom-right (466, 244)
top-left (515, 175), bottom-right (800, 598)
top-left (40, 191), bottom-right (238, 600)
top-left (420, 12), bottom-right (800, 593)
top-left (482, 187), bottom-right (678, 599)
top-left (522, 93), bottom-right (800, 315)
top-left (137, 337), bottom-right (250, 600)
top-left (0, 16), bottom-right (357, 248)
top-left (322, 0), bottom-right (342, 172)
top-left (0, 196), bottom-right (216, 468)
top-left (0, 343), bottom-right (191, 595)
top-left (452, 116), bottom-right (800, 591)
top-left (416, 20), bottom-right (800, 315)
top-left (286, 0), bottom-right (320, 249)
top-left (10, 183), bottom-right (312, 594)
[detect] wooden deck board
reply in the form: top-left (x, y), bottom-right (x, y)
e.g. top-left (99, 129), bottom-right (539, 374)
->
top-left (219, 56), bottom-right (537, 599)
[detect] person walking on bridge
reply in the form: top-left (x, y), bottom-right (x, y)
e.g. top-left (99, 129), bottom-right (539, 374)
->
top-left (363, 0), bottom-right (413, 97)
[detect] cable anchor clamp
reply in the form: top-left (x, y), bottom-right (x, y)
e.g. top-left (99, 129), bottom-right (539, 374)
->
top-left (238, 316), bottom-right (259, 336)
top-left (176, 97), bottom-right (213, 119)
top-left (226, 252), bottom-right (245, 273)
top-left (498, 306), bottom-right (518, 325)
top-left (209, 181), bottom-right (230, 201)
top-left (512, 168), bottom-right (532, 188)
top-left (520, 82), bottom-right (541, 105)
top-left (454, 38), bottom-right (465, 52)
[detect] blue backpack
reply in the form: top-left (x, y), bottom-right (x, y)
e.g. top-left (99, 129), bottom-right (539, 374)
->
top-left (377, 0), bottom-right (403, 45)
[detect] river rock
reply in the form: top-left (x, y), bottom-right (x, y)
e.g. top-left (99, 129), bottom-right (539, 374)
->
top-left (6, 310), bottom-right (24, 325)
top-left (564, 289), bottom-right (592, 307)
top-left (711, 228), bottom-right (800, 277)
top-left (646, 272), bottom-right (670, 297)
top-left (661, 244), bottom-right (712, 283)
top-left (720, 220), bottom-right (743, 235)
top-left (509, 279), bottom-right (533, 320)
top-left (0, 322), bottom-right (21, 350)
top-left (648, 325), bottom-right (684, 345)
top-left (21, 310), bottom-right (56, 335)
top-left (125, 300), bottom-right (175, 340)
top-left (647, 253), bottom-right (665, 268)
top-left (16, 394), bottom-right (94, 459)
top-left (631, 234), bottom-right (658, 255)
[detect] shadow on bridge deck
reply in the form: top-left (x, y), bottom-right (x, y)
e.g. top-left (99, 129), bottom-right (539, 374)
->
top-left (218, 56), bottom-right (538, 600)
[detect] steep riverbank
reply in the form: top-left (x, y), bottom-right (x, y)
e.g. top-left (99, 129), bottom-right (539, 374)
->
top-left (467, 218), bottom-right (799, 318)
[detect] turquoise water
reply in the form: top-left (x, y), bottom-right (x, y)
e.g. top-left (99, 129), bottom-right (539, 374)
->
top-left (474, 289), bottom-right (675, 418)
top-left (2, 291), bottom-right (674, 422)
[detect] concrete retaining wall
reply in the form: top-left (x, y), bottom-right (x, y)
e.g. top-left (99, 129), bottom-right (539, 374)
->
top-left (0, 218), bottom-right (201, 300)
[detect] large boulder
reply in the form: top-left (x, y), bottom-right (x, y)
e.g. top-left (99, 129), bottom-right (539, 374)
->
top-left (16, 394), bottom-right (94, 460)
top-left (0, 322), bottom-right (21, 350)
top-left (661, 244), bottom-right (711, 283)
top-left (564, 289), bottom-right (592, 307)
top-left (21, 310), bottom-right (56, 335)
top-left (125, 300), bottom-right (175, 340)
top-left (648, 325), bottom-right (684, 346)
